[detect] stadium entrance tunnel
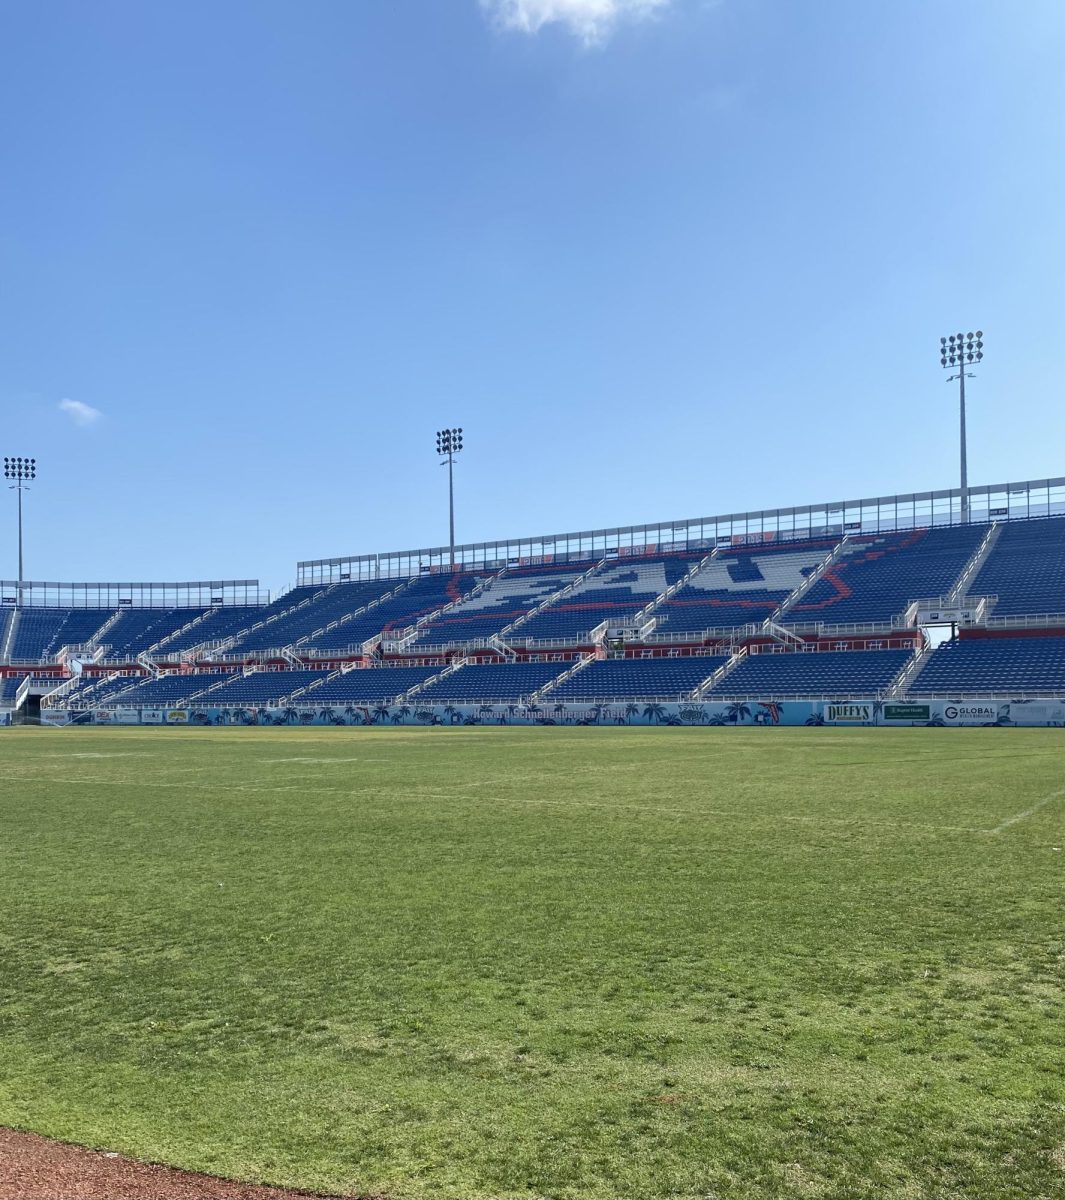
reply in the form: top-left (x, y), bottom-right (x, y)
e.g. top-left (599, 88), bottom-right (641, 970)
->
top-left (14, 686), bottom-right (46, 726)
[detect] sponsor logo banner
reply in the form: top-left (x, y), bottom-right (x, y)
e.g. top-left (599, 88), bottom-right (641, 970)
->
top-left (95, 708), bottom-right (140, 724)
top-left (825, 703), bottom-right (873, 723)
top-left (1009, 701), bottom-right (1065, 725)
top-left (918, 608), bottom-right (974, 624)
top-left (942, 703), bottom-right (999, 724)
top-left (883, 703), bottom-right (930, 722)
top-left (166, 710), bottom-right (189, 724)
top-left (140, 709), bottom-right (164, 724)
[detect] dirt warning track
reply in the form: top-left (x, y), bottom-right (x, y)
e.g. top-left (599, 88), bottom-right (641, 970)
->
top-left (0, 1129), bottom-right (360, 1200)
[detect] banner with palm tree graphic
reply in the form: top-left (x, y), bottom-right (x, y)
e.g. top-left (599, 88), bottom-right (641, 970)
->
top-left (66, 698), bottom-right (1058, 728)
top-left (73, 700), bottom-right (802, 727)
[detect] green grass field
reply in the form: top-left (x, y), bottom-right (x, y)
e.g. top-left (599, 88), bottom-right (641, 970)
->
top-left (0, 726), bottom-right (1062, 1199)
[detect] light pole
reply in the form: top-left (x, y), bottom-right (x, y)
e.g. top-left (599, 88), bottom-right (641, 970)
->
top-left (940, 331), bottom-right (983, 523)
top-left (435, 428), bottom-right (463, 570)
top-left (4, 456), bottom-right (37, 604)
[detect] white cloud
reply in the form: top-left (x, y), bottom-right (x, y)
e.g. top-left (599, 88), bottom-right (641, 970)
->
top-left (481, 0), bottom-right (671, 43)
top-left (58, 398), bottom-right (103, 427)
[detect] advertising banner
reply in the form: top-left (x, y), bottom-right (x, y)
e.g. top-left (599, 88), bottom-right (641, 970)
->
top-left (940, 702), bottom-right (1001, 725)
top-left (1006, 700), bottom-right (1065, 725)
top-left (882, 703), bottom-right (931, 723)
top-left (916, 607), bottom-right (975, 625)
top-left (82, 698), bottom-right (1065, 729)
top-left (824, 702), bottom-right (875, 724)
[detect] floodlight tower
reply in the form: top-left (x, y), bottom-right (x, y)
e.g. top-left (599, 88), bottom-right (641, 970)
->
top-left (435, 428), bottom-right (464, 570)
top-left (940, 331), bottom-right (983, 522)
top-left (4, 455), bottom-right (37, 603)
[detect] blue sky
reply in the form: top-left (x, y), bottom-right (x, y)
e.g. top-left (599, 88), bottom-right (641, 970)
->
top-left (2, 1), bottom-right (1064, 592)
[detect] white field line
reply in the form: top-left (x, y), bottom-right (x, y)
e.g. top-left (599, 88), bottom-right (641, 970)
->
top-left (40, 752), bottom-right (151, 759)
top-left (261, 757), bottom-right (367, 763)
top-left (988, 786), bottom-right (1065, 835)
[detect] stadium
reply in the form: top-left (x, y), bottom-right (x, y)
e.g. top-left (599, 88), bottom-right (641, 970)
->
top-left (2, 473), bottom-right (1065, 1197)
top-left (3, 4), bottom-right (1064, 1200)
top-left (4, 473), bottom-right (1065, 728)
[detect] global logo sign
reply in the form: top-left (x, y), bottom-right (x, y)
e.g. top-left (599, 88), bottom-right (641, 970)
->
top-left (943, 704), bottom-right (997, 724)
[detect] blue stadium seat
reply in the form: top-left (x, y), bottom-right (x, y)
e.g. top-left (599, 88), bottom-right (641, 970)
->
top-left (300, 572), bottom-right (486, 652)
top-left (513, 555), bottom-right (698, 642)
top-left (409, 561), bottom-right (598, 647)
top-left (96, 672), bottom-right (234, 706)
top-left (909, 635), bottom-right (1065, 694)
top-left (655, 541), bottom-right (835, 633)
top-left (61, 673), bottom-right (142, 707)
top-left (0, 610), bottom-right (14, 656)
top-left (710, 648), bottom-right (911, 697)
top-left (416, 661), bottom-right (574, 701)
top-left (0, 673), bottom-right (31, 704)
top-left (550, 655), bottom-right (727, 700)
top-left (969, 518), bottom-right (1065, 617)
top-left (302, 666), bottom-right (441, 703)
top-left (11, 607), bottom-right (226, 662)
top-left (785, 526), bottom-right (987, 626)
top-left (100, 608), bottom-right (212, 661)
top-left (152, 606), bottom-right (266, 655)
top-left (9, 608), bottom-right (111, 659)
top-left (226, 584), bottom-right (397, 654)
top-left (195, 669), bottom-right (329, 705)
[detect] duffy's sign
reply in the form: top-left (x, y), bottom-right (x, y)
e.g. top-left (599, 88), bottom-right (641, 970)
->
top-left (825, 703), bottom-right (872, 723)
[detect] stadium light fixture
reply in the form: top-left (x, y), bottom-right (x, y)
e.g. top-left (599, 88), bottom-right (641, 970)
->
top-left (435, 428), bottom-right (464, 570)
top-left (3, 456), bottom-right (37, 603)
top-left (940, 332), bottom-right (983, 523)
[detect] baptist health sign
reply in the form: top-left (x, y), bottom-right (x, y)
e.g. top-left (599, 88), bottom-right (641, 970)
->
top-left (883, 703), bottom-right (931, 722)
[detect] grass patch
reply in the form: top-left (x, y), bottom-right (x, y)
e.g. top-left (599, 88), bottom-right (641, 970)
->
top-left (0, 726), bottom-right (1063, 1198)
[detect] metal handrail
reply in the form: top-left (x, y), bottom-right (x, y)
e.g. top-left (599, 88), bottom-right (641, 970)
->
top-left (899, 691), bottom-right (1065, 699)
top-left (982, 613), bottom-right (1065, 628)
top-left (508, 636), bottom-right (596, 649)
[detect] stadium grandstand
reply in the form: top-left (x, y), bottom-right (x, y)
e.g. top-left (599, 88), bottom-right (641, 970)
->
top-left (4, 473), bottom-right (1065, 724)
